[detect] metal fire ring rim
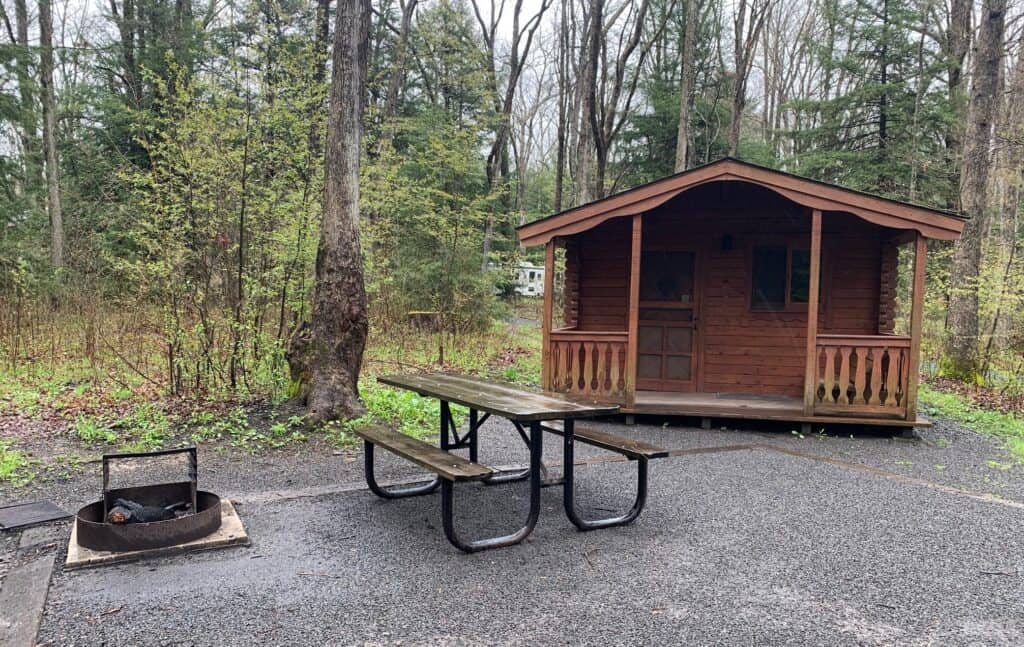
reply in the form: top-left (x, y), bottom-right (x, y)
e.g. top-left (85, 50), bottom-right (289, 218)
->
top-left (75, 490), bottom-right (223, 552)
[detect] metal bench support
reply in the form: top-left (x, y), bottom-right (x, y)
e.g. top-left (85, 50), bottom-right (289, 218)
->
top-left (362, 442), bottom-right (441, 499)
top-left (441, 420), bottom-right (543, 553)
top-left (560, 419), bottom-right (649, 531)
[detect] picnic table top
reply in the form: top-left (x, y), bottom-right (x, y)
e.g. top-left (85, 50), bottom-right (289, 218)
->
top-left (377, 373), bottom-right (620, 421)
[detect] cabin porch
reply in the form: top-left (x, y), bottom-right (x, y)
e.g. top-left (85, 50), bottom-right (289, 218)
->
top-left (627, 391), bottom-right (930, 428)
top-left (531, 183), bottom-right (944, 427)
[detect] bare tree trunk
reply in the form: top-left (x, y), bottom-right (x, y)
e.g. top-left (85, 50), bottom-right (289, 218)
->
top-left (944, 0), bottom-right (1006, 378)
top-left (992, 35), bottom-right (1024, 348)
top-left (575, 0), bottom-right (602, 205)
top-left (12, 0), bottom-right (39, 196)
top-left (381, 0), bottom-right (418, 139)
top-left (675, 0), bottom-right (698, 171)
top-left (728, 0), bottom-right (773, 157)
top-left (39, 0), bottom-right (63, 269)
top-left (473, 0), bottom-right (552, 270)
top-left (944, 0), bottom-right (971, 206)
top-left (553, 0), bottom-right (570, 212)
top-left (108, 0), bottom-right (142, 108)
top-left (287, 0), bottom-right (371, 422)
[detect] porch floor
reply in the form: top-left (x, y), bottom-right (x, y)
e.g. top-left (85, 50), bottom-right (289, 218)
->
top-left (625, 391), bottom-right (930, 428)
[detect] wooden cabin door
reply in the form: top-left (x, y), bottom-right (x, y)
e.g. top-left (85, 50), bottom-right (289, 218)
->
top-left (636, 250), bottom-right (699, 392)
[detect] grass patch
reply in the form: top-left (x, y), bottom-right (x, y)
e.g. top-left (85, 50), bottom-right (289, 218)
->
top-left (327, 381), bottom-right (466, 446)
top-left (0, 439), bottom-right (35, 486)
top-left (920, 383), bottom-right (1024, 462)
top-left (186, 406), bottom-right (306, 450)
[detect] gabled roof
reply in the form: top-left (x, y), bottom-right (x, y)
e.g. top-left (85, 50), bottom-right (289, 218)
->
top-left (517, 157), bottom-right (965, 246)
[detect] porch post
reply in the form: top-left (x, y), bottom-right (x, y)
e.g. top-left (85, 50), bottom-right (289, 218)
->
top-left (905, 234), bottom-right (927, 420)
top-left (541, 240), bottom-right (555, 391)
top-left (803, 209), bottom-right (823, 415)
top-left (625, 214), bottom-right (643, 407)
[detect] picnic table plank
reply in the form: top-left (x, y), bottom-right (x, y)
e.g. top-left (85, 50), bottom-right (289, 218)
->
top-left (353, 425), bottom-right (492, 481)
top-left (544, 422), bottom-right (669, 459)
top-left (377, 373), bottom-right (619, 421)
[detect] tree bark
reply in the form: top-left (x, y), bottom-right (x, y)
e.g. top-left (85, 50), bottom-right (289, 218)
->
top-left (944, 0), bottom-right (1006, 378)
top-left (674, 0), bottom-right (698, 172)
top-left (39, 0), bottom-right (63, 269)
top-left (287, 0), bottom-right (371, 422)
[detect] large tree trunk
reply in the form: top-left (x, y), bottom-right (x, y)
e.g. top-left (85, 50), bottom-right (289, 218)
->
top-left (944, 0), bottom-right (1006, 378)
top-left (39, 0), bottom-right (63, 269)
top-left (674, 0), bottom-right (699, 172)
top-left (287, 0), bottom-right (371, 422)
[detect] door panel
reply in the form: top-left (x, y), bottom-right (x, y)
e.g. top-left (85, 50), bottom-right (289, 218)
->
top-left (636, 250), bottom-right (699, 392)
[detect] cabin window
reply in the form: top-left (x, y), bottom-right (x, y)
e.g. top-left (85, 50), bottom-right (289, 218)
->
top-left (751, 245), bottom-right (817, 311)
top-left (639, 251), bottom-right (695, 303)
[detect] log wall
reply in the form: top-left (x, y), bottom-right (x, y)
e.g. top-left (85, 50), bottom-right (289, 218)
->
top-left (562, 194), bottom-right (890, 398)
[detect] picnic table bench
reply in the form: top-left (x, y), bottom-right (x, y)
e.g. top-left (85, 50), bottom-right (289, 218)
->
top-left (349, 373), bottom-right (668, 553)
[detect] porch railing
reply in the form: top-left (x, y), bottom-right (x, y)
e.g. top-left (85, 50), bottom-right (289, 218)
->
top-left (546, 329), bottom-right (629, 403)
top-left (813, 334), bottom-right (911, 418)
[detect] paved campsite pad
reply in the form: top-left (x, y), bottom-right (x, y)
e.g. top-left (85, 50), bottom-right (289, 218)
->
top-left (64, 499), bottom-right (249, 570)
top-left (37, 446), bottom-right (1024, 646)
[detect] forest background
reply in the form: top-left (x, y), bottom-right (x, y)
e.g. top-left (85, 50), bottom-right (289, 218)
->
top-left (2, 0), bottom-right (1024, 480)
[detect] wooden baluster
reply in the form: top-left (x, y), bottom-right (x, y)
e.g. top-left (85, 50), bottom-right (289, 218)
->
top-left (585, 342), bottom-right (596, 393)
top-left (571, 342), bottom-right (583, 393)
top-left (594, 343), bottom-right (607, 395)
top-left (837, 347), bottom-right (852, 404)
top-left (561, 342), bottom-right (572, 391)
top-left (550, 343), bottom-right (559, 391)
top-left (884, 348), bottom-right (900, 407)
top-left (868, 348), bottom-right (884, 405)
top-left (610, 344), bottom-right (621, 396)
top-left (823, 347), bottom-right (836, 403)
top-left (853, 347), bottom-right (868, 405)
top-left (897, 348), bottom-right (905, 405)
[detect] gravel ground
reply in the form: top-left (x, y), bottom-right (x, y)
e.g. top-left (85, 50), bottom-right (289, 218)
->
top-left (2, 415), bottom-right (1023, 645)
top-left (34, 446), bottom-right (1024, 646)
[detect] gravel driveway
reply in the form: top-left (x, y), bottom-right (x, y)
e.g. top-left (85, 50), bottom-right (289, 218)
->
top-left (5, 417), bottom-right (1024, 645)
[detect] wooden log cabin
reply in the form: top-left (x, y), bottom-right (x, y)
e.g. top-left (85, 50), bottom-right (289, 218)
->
top-left (517, 158), bottom-right (965, 429)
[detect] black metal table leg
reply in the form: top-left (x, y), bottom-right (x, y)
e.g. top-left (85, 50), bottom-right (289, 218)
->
top-left (468, 409), bottom-right (479, 463)
top-left (562, 418), bottom-right (649, 531)
top-left (363, 441), bottom-right (441, 498)
top-left (442, 421), bottom-right (542, 552)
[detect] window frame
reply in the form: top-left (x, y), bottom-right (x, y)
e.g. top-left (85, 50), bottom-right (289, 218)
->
top-left (747, 238), bottom-right (826, 314)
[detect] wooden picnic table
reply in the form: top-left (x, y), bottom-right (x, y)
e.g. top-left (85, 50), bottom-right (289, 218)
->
top-left (351, 374), bottom-right (666, 553)
top-left (376, 373), bottom-right (620, 421)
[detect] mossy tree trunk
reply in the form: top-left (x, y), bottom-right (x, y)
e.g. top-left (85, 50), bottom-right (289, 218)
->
top-left (287, 0), bottom-right (371, 423)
